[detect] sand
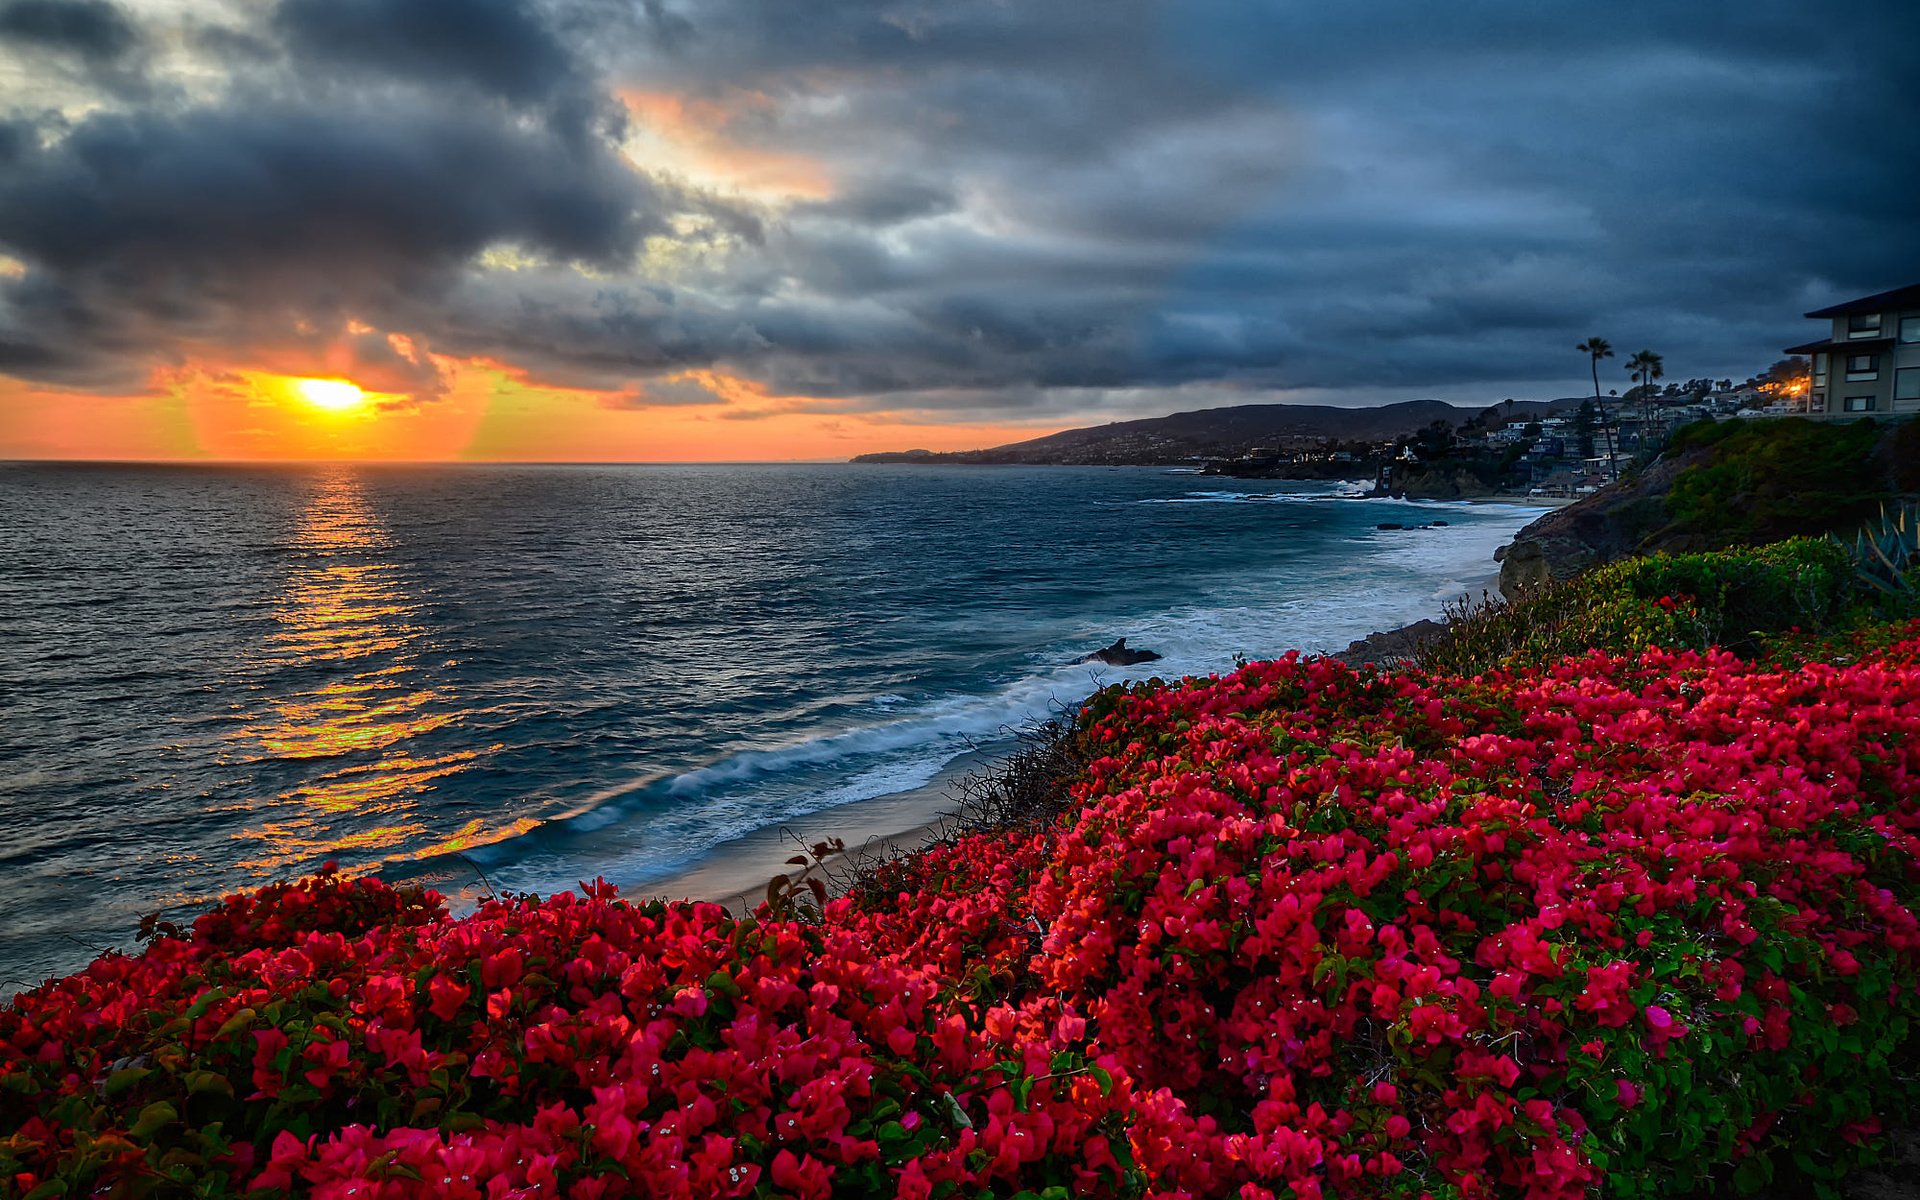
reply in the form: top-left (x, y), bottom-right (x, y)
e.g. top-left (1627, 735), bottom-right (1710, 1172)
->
top-left (642, 530), bottom-right (1533, 912)
top-left (640, 747), bottom-right (999, 913)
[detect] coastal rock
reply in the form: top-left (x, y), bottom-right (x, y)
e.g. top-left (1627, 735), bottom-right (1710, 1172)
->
top-left (1073, 637), bottom-right (1163, 666)
top-left (1381, 465), bottom-right (1507, 501)
top-left (1492, 450), bottom-right (1698, 600)
top-left (1497, 539), bottom-right (1553, 597)
top-left (1328, 618), bottom-right (1447, 668)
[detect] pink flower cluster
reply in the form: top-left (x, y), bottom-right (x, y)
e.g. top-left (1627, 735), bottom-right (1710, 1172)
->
top-left (1031, 638), bottom-right (1920, 1197)
top-left (2, 867), bottom-right (1132, 1199)
top-left (7, 627), bottom-right (1920, 1198)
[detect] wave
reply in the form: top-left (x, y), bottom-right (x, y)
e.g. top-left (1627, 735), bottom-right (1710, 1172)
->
top-left (1127, 489), bottom-right (1360, 506)
top-left (397, 498), bottom-right (1533, 901)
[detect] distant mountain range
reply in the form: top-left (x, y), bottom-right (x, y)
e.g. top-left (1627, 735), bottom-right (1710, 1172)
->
top-left (851, 398), bottom-right (1582, 466)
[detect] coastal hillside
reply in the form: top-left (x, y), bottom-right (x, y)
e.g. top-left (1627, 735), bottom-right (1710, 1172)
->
top-left (8, 540), bottom-right (1920, 1199)
top-left (853, 398), bottom-right (1577, 466)
top-left (1497, 417), bottom-right (1920, 596)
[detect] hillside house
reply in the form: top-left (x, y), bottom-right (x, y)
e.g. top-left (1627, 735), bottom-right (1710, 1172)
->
top-left (1786, 282), bottom-right (1920, 417)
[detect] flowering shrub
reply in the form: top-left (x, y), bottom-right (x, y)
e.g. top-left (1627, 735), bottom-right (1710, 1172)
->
top-left (1044, 638), bottom-right (1920, 1198)
top-left (7, 624), bottom-right (1920, 1198)
top-left (1418, 537), bottom-right (1851, 676)
top-left (0, 863), bottom-right (1135, 1199)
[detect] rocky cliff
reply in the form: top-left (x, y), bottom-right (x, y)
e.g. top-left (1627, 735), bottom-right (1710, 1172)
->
top-left (1493, 454), bottom-right (1692, 599)
top-left (1493, 417), bottom-right (1917, 599)
top-left (1384, 463), bottom-right (1511, 501)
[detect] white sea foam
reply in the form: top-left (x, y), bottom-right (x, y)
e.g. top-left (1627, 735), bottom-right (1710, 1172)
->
top-left (457, 495), bottom-right (1544, 900)
top-left (1129, 489), bottom-right (1343, 506)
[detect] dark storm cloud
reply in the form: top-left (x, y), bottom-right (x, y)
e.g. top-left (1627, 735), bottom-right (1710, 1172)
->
top-left (0, 0), bottom-right (1916, 413)
top-left (0, 0), bottom-right (137, 63)
top-left (0, 96), bottom-right (678, 385)
top-left (794, 178), bottom-right (956, 228)
top-left (2, 106), bottom-right (651, 274)
top-left (273, 0), bottom-right (577, 106)
top-left (537, 0), bottom-right (1917, 406)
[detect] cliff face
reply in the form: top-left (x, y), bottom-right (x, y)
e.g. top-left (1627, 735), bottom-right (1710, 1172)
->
top-left (1494, 453), bottom-right (1693, 599)
top-left (1385, 463), bottom-right (1509, 501)
top-left (1493, 419), bottom-right (1919, 600)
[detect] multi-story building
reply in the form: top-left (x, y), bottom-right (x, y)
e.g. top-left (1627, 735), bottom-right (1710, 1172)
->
top-left (1786, 282), bottom-right (1920, 417)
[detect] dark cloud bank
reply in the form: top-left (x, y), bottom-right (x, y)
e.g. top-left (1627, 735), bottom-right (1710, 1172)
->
top-left (0, 0), bottom-right (1915, 415)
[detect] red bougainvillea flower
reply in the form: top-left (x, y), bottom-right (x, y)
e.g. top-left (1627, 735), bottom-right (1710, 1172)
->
top-left (7, 626), bottom-right (1920, 1199)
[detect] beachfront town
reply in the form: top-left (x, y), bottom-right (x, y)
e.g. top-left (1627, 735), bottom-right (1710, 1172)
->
top-left (1210, 280), bottom-right (1920, 497)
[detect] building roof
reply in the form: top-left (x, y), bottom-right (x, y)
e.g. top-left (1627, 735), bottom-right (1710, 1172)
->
top-left (1804, 282), bottom-right (1920, 318)
top-left (1784, 337), bottom-right (1893, 355)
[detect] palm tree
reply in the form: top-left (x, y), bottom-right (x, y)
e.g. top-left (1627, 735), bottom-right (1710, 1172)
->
top-left (1625, 350), bottom-right (1665, 443)
top-left (1576, 337), bottom-right (1616, 479)
top-left (1625, 349), bottom-right (1664, 395)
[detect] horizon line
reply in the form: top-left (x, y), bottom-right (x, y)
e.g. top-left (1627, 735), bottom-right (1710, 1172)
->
top-left (0, 457), bottom-right (880, 467)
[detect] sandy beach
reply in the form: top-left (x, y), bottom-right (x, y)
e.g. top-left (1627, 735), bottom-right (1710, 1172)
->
top-left (642, 747), bottom-right (999, 913)
top-left (644, 558), bottom-right (1529, 914)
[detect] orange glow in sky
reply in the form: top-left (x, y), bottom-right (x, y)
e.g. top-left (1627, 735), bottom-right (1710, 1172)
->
top-left (173, 368), bottom-right (488, 462)
top-left (0, 361), bottom-right (1051, 462)
top-left (618, 88), bottom-right (835, 200)
top-left (293, 378), bottom-right (369, 412)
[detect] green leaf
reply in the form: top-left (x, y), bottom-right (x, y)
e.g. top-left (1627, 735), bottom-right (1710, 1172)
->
top-left (182, 989), bottom-right (230, 1022)
top-left (128, 1100), bottom-right (178, 1140)
top-left (101, 1067), bottom-right (150, 1097)
top-left (1731, 1154), bottom-right (1773, 1193)
top-left (212, 1008), bottom-right (257, 1041)
top-left (184, 1070), bottom-right (234, 1097)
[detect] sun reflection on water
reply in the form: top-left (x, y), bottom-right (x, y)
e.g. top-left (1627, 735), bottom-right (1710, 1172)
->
top-left (230, 469), bottom-right (519, 875)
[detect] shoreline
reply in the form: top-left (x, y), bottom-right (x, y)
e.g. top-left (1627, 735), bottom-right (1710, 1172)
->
top-left (640, 748), bottom-right (998, 914)
top-left (641, 557), bottom-right (1515, 913)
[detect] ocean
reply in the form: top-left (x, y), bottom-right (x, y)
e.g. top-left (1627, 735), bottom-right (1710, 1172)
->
top-left (0, 462), bottom-right (1544, 992)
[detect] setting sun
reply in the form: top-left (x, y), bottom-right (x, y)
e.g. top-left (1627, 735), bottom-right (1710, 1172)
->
top-left (294, 378), bottom-right (367, 412)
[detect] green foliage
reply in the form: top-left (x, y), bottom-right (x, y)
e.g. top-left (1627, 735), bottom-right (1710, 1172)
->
top-left (1831, 501), bottom-right (1920, 625)
top-left (1665, 417), bottom-right (1737, 455)
top-left (1419, 538), bottom-right (1852, 674)
top-left (1894, 420), bottom-right (1920, 494)
top-left (1662, 418), bottom-right (1889, 544)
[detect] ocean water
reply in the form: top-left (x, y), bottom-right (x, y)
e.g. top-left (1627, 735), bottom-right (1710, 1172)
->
top-left (0, 462), bottom-right (1543, 992)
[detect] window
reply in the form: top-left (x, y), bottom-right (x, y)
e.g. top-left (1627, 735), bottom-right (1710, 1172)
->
top-left (1843, 395), bottom-right (1877, 412)
top-left (1846, 354), bottom-right (1879, 381)
top-left (1849, 312), bottom-right (1883, 338)
top-left (1813, 352), bottom-right (1829, 387)
top-left (1901, 315), bottom-right (1920, 344)
top-left (1810, 390), bottom-right (1826, 412)
top-left (1897, 368), bottom-right (1920, 403)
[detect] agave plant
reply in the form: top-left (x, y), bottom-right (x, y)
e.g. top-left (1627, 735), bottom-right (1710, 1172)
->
top-left (1840, 501), bottom-right (1920, 597)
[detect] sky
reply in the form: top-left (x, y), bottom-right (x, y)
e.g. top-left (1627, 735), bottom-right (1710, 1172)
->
top-left (0, 0), bottom-right (1915, 461)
